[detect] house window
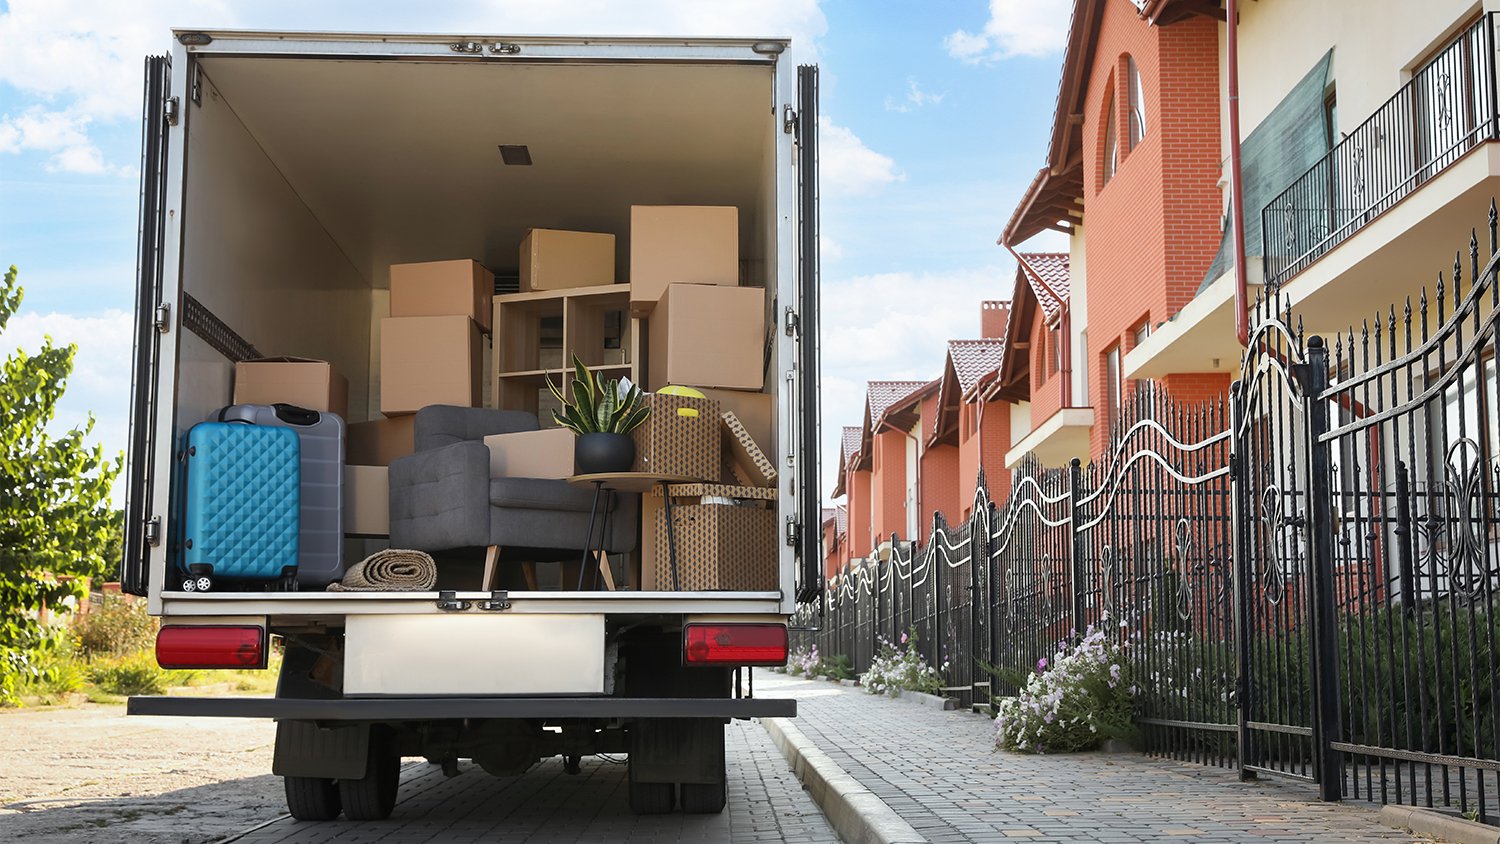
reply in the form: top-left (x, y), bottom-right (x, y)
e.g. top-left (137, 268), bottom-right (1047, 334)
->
top-left (1127, 56), bottom-right (1146, 149)
top-left (1076, 330), bottom-right (1089, 407)
top-left (1048, 325), bottom-right (1061, 376)
top-left (1102, 86), bottom-right (1118, 186)
top-left (1105, 345), bottom-right (1122, 429)
top-left (1132, 321), bottom-right (1154, 413)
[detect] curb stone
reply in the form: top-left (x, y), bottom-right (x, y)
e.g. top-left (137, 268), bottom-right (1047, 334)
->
top-left (1380, 804), bottom-right (1500, 844)
top-left (891, 689), bottom-right (957, 710)
top-left (762, 717), bottom-right (926, 844)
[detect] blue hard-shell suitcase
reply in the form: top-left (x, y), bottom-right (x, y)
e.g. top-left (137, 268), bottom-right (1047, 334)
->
top-left (180, 421), bottom-right (300, 591)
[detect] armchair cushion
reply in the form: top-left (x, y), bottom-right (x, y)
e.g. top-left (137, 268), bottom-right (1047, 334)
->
top-left (389, 440), bottom-right (491, 550)
top-left (489, 477), bottom-right (612, 513)
top-left (415, 405), bottom-right (538, 451)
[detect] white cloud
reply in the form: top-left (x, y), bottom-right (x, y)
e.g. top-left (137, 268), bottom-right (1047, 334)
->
top-left (0, 106), bottom-right (121, 175)
top-left (0, 0), bottom-right (827, 174)
top-left (5, 308), bottom-right (134, 500)
top-left (819, 116), bottom-right (902, 197)
top-left (944, 0), bottom-right (1071, 63)
top-left (817, 265), bottom-right (1012, 499)
top-left (884, 78), bottom-right (946, 113)
top-left (820, 233), bottom-right (844, 262)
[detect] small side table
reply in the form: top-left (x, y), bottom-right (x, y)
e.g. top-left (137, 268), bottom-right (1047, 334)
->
top-left (566, 472), bottom-right (694, 591)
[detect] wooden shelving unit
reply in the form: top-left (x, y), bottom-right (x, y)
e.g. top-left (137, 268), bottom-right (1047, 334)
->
top-left (492, 284), bottom-right (642, 422)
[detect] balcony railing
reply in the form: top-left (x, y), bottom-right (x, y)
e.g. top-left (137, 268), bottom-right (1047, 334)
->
top-left (1262, 13), bottom-right (1498, 287)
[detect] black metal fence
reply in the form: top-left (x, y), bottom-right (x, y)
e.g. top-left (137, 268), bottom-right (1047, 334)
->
top-left (796, 205), bottom-right (1500, 819)
top-left (1263, 13), bottom-right (1498, 287)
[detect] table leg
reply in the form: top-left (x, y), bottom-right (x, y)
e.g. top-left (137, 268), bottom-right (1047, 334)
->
top-left (577, 481), bottom-right (604, 591)
top-left (592, 490), bottom-right (615, 590)
top-left (661, 482), bottom-right (681, 591)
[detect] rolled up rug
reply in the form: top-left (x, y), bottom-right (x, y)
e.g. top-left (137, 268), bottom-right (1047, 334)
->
top-left (327, 549), bottom-right (437, 591)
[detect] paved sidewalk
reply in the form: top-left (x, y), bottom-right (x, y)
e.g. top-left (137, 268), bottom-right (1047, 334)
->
top-left (230, 718), bottom-right (836, 844)
top-left (756, 670), bottom-right (1424, 843)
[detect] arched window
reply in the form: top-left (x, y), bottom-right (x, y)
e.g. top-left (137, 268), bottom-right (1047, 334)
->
top-left (1127, 56), bottom-right (1146, 149)
top-left (1102, 83), bottom-right (1118, 186)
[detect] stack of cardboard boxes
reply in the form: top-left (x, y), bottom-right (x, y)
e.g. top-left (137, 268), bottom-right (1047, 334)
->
top-left (630, 206), bottom-right (778, 593)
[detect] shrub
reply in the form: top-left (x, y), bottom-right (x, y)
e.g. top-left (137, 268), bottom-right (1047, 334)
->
top-left (820, 653), bottom-right (855, 681)
top-left (787, 644), bottom-right (820, 676)
top-left (74, 594), bottom-right (156, 657)
top-left (863, 630), bottom-right (946, 697)
top-left (994, 624), bottom-right (1135, 754)
top-left (90, 654), bottom-right (167, 696)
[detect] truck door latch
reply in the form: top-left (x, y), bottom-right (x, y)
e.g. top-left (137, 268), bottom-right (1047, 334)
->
top-left (144, 516), bottom-right (162, 547)
top-left (489, 42), bottom-right (522, 55)
top-left (155, 302), bottom-right (172, 333)
top-left (784, 306), bottom-right (800, 337)
top-left (435, 591), bottom-right (471, 612)
top-left (476, 590), bottom-right (511, 611)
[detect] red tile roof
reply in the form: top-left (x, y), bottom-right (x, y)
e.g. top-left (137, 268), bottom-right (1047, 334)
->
top-left (841, 425), bottom-right (863, 465)
top-left (948, 339), bottom-right (1006, 397)
top-left (1018, 252), bottom-right (1070, 322)
top-left (867, 381), bottom-right (930, 428)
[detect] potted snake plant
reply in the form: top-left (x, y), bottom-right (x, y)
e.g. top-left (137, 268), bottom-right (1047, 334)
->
top-left (547, 354), bottom-right (651, 473)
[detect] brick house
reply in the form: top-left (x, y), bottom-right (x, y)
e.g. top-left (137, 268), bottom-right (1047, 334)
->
top-left (999, 0), bottom-right (1228, 465)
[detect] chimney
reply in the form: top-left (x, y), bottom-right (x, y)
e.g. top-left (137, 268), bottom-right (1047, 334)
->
top-left (981, 300), bottom-right (1011, 340)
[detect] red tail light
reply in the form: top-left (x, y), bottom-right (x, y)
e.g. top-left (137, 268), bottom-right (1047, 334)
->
top-left (156, 625), bottom-right (266, 670)
top-left (683, 623), bottom-right (788, 666)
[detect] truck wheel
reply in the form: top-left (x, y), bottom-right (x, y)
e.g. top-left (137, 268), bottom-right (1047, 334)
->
top-left (679, 780), bottom-right (727, 814)
top-left (339, 732), bottom-right (400, 820)
top-left (283, 775), bottom-right (341, 821)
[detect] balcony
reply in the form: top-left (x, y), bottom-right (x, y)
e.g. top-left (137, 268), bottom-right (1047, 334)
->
top-left (1005, 406), bottom-right (1094, 469)
top-left (1263, 13), bottom-right (1498, 287)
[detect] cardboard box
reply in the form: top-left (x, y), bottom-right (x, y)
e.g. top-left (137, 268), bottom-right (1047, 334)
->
top-left (484, 428), bottom-right (576, 479)
top-left (721, 412), bottom-right (777, 488)
top-left (390, 259), bottom-right (494, 333)
top-left (347, 416), bottom-right (416, 466)
top-left (647, 284), bottom-right (765, 391)
top-left (630, 393), bottom-right (721, 480)
top-left (380, 316), bottom-right (482, 416)
top-left (520, 229), bottom-right (616, 292)
top-left (629, 206), bottom-right (738, 312)
top-left (344, 465), bottom-right (390, 537)
top-left (652, 503), bottom-right (777, 591)
top-left (640, 493), bottom-right (664, 590)
top-left (657, 482), bottom-right (776, 501)
top-left (694, 388), bottom-right (773, 454)
top-left (234, 357), bottom-right (349, 419)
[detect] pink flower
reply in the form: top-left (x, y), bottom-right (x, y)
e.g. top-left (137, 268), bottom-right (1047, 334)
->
top-left (900, 632), bottom-right (909, 644)
top-left (1036, 657), bottom-right (1048, 672)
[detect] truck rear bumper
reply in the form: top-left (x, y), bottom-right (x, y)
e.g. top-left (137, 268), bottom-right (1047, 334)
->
top-left (127, 695), bottom-right (795, 720)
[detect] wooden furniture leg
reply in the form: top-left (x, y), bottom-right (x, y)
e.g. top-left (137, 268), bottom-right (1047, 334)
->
top-left (481, 545), bottom-right (500, 590)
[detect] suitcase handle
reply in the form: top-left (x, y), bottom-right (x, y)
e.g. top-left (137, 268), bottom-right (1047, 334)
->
top-left (271, 403), bottom-right (322, 426)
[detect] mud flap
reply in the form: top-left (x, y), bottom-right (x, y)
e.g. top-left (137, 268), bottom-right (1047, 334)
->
top-left (628, 718), bottom-right (725, 785)
top-left (273, 720), bottom-right (369, 779)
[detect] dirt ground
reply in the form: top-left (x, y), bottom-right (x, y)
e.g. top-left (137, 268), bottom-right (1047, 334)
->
top-left (0, 703), bottom-right (282, 843)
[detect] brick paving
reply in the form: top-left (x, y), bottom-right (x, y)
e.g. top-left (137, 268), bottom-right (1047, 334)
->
top-left (233, 719), bottom-right (837, 843)
top-left (755, 670), bottom-right (1426, 843)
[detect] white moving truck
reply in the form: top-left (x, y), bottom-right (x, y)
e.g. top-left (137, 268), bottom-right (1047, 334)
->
top-left (121, 29), bottom-right (822, 820)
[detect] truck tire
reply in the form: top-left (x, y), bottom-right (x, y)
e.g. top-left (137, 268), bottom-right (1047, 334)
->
top-left (679, 780), bottom-right (727, 814)
top-left (338, 731), bottom-right (400, 821)
top-left (283, 775), bottom-right (341, 821)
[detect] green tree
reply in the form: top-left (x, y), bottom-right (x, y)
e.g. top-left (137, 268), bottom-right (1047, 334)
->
top-left (0, 265), bottom-right (122, 649)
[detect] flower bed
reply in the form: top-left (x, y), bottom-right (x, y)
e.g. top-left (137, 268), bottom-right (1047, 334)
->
top-left (994, 623), bottom-right (1135, 754)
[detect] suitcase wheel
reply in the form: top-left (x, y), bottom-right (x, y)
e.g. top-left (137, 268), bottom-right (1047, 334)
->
top-left (181, 575), bottom-right (212, 592)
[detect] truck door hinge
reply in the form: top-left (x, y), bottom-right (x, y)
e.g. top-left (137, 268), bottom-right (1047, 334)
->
top-left (144, 516), bottom-right (162, 547)
top-left (783, 307), bottom-right (800, 337)
top-left (154, 302), bottom-right (172, 333)
top-left (190, 64), bottom-right (203, 106)
top-left (435, 590), bottom-right (471, 612)
top-left (477, 590), bottom-right (511, 611)
top-left (163, 96), bottom-right (180, 126)
top-left (783, 104), bottom-right (797, 135)
top-left (785, 517), bottom-right (801, 548)
top-left (488, 42), bottom-right (522, 55)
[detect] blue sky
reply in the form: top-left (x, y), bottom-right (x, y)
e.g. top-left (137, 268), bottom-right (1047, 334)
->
top-left (0, 0), bottom-right (1070, 499)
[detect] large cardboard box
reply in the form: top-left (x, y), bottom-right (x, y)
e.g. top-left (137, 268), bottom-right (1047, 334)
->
top-left (721, 412), bottom-right (777, 487)
top-left (380, 316), bottom-right (482, 416)
top-left (390, 259), bottom-right (494, 333)
top-left (652, 503), bottom-right (777, 591)
top-left (234, 357), bottom-right (349, 419)
top-left (630, 393), bottom-right (720, 481)
top-left (640, 493), bottom-right (664, 590)
top-left (347, 416), bottom-right (416, 466)
top-left (629, 206), bottom-right (738, 312)
top-left (484, 428), bottom-right (576, 479)
top-left (344, 465), bottom-right (390, 537)
top-left (647, 284), bottom-right (765, 391)
top-left (520, 229), bottom-right (616, 292)
top-left (694, 388), bottom-right (772, 454)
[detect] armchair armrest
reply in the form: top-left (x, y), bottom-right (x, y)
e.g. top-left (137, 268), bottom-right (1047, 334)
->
top-left (389, 440), bottom-right (491, 551)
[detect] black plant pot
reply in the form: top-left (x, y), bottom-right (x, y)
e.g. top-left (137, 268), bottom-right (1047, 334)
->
top-left (575, 432), bottom-right (635, 474)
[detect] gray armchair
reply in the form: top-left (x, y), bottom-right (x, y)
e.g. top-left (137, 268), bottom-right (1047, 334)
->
top-left (389, 406), bottom-right (638, 579)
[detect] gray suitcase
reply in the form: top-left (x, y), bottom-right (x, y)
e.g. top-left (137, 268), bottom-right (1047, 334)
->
top-left (218, 403), bottom-right (345, 587)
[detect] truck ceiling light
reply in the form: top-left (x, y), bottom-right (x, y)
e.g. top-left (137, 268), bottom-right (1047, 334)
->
top-left (683, 623), bottom-right (788, 667)
top-left (156, 625), bottom-right (266, 670)
top-left (498, 145), bottom-right (532, 166)
top-left (177, 32), bottom-right (213, 46)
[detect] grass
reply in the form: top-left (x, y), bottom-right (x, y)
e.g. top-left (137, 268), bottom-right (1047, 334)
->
top-left (6, 648), bottom-right (281, 707)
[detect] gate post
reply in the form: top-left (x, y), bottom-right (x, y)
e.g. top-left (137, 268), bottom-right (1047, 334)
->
top-left (1300, 335), bottom-right (1344, 801)
top-left (1068, 458), bottom-right (1086, 634)
top-left (1229, 380), bottom-right (1255, 781)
